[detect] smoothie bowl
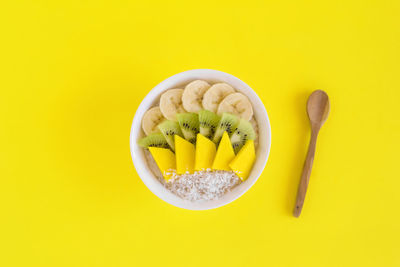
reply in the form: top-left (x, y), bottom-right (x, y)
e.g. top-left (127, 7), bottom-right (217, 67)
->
top-left (130, 69), bottom-right (271, 210)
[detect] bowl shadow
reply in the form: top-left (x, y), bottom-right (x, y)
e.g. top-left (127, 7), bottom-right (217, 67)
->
top-left (42, 66), bottom-right (162, 205)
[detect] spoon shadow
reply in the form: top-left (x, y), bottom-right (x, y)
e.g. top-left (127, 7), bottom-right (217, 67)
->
top-left (283, 89), bottom-right (314, 217)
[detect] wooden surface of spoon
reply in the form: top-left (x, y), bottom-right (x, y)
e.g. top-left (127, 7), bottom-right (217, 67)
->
top-left (293, 90), bottom-right (330, 217)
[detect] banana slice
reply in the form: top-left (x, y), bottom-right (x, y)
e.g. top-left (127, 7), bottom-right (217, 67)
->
top-left (159, 88), bottom-right (186, 120)
top-left (217, 92), bottom-right (253, 120)
top-left (182, 80), bottom-right (211, 112)
top-left (202, 83), bottom-right (235, 113)
top-left (142, 106), bottom-right (165, 135)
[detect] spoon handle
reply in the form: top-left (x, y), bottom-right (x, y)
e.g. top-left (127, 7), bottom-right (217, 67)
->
top-left (293, 127), bottom-right (319, 217)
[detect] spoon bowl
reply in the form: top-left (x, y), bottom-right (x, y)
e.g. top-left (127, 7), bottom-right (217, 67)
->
top-left (307, 90), bottom-right (330, 127)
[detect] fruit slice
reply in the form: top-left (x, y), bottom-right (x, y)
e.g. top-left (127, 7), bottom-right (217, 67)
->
top-left (175, 135), bottom-right (195, 174)
top-left (217, 92), bottom-right (253, 120)
top-left (138, 133), bottom-right (169, 149)
top-left (230, 119), bottom-right (256, 154)
top-left (212, 132), bottom-right (235, 171)
top-left (195, 133), bottom-right (216, 171)
top-left (198, 110), bottom-right (220, 139)
top-left (176, 113), bottom-right (199, 144)
top-left (182, 80), bottom-right (211, 112)
top-left (142, 106), bottom-right (165, 135)
top-left (159, 89), bottom-right (186, 120)
top-left (157, 120), bottom-right (183, 151)
top-left (212, 113), bottom-right (239, 144)
top-left (202, 83), bottom-right (235, 112)
top-left (148, 147), bottom-right (176, 180)
top-left (229, 140), bottom-right (256, 180)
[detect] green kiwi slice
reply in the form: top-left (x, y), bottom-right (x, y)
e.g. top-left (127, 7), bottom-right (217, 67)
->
top-left (212, 113), bottom-right (239, 144)
top-left (176, 113), bottom-right (199, 144)
top-left (157, 120), bottom-right (183, 151)
top-left (198, 110), bottom-right (220, 140)
top-left (230, 119), bottom-right (256, 153)
top-left (137, 133), bottom-right (169, 149)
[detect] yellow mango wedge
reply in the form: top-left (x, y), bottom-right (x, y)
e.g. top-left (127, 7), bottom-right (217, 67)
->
top-left (175, 135), bottom-right (195, 174)
top-left (195, 134), bottom-right (216, 171)
top-left (148, 147), bottom-right (176, 181)
top-left (229, 139), bottom-right (256, 180)
top-left (212, 132), bottom-right (235, 171)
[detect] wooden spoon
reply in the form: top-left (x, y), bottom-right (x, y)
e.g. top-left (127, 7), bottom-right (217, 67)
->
top-left (293, 90), bottom-right (330, 217)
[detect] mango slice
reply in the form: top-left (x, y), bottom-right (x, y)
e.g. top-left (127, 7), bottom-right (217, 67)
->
top-left (175, 135), bottom-right (195, 174)
top-left (148, 147), bottom-right (176, 181)
top-left (195, 134), bottom-right (216, 171)
top-left (229, 139), bottom-right (256, 180)
top-left (212, 131), bottom-right (235, 171)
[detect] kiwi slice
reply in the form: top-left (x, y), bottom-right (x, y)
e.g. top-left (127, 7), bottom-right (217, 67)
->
top-left (212, 113), bottom-right (238, 144)
top-left (157, 120), bottom-right (183, 151)
top-left (176, 113), bottom-right (199, 144)
top-left (137, 133), bottom-right (169, 149)
top-left (198, 110), bottom-right (220, 139)
top-left (230, 119), bottom-right (256, 153)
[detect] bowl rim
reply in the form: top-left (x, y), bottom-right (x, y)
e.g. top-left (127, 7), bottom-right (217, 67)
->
top-left (129, 69), bottom-right (271, 210)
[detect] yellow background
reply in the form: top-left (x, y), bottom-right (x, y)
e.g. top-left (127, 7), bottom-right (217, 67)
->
top-left (1, 0), bottom-right (399, 266)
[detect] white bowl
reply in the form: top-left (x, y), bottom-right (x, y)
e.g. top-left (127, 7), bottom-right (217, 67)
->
top-left (130, 69), bottom-right (271, 210)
